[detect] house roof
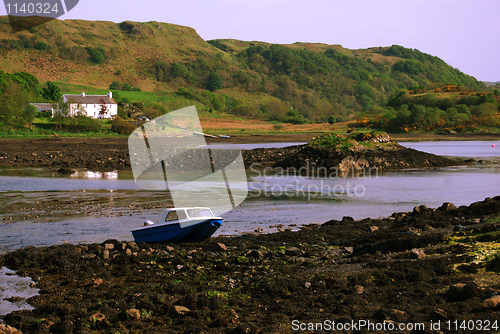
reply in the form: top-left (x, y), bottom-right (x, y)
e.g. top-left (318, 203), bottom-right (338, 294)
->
top-left (30, 103), bottom-right (54, 111)
top-left (64, 95), bottom-right (117, 105)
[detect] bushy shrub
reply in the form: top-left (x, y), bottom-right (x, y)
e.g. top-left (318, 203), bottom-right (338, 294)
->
top-left (87, 46), bottom-right (106, 64)
top-left (111, 116), bottom-right (136, 135)
top-left (34, 41), bottom-right (48, 51)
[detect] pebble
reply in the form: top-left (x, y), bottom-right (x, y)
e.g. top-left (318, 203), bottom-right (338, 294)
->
top-left (411, 248), bottom-right (425, 259)
top-left (285, 247), bottom-right (302, 256)
top-left (0, 324), bottom-right (22, 334)
top-left (354, 285), bottom-right (364, 295)
top-left (169, 305), bottom-right (190, 318)
top-left (482, 295), bottom-right (500, 309)
top-left (126, 308), bottom-right (141, 320)
top-left (439, 202), bottom-right (457, 211)
top-left (89, 312), bottom-right (105, 322)
top-left (203, 243), bottom-right (227, 252)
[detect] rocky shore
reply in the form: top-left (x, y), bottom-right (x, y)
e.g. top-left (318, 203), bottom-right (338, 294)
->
top-left (0, 137), bottom-right (471, 173)
top-left (1, 197), bottom-right (499, 333)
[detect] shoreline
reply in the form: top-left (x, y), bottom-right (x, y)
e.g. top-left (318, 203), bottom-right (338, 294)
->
top-left (0, 134), bottom-right (484, 172)
top-left (0, 197), bottom-right (499, 333)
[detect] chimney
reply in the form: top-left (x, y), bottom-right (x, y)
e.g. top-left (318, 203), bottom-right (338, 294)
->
top-left (81, 92), bottom-right (85, 97)
top-left (107, 91), bottom-right (112, 98)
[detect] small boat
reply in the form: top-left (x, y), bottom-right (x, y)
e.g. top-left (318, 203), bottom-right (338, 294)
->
top-left (132, 207), bottom-right (222, 243)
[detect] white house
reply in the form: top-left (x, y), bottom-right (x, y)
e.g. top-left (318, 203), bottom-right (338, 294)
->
top-left (30, 103), bottom-right (54, 117)
top-left (62, 92), bottom-right (118, 119)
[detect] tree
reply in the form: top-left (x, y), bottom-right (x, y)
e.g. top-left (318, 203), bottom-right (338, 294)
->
top-left (98, 99), bottom-right (108, 118)
top-left (206, 72), bottom-right (223, 92)
top-left (0, 82), bottom-right (30, 127)
top-left (41, 81), bottom-right (61, 102)
top-left (328, 115), bottom-right (336, 125)
top-left (23, 104), bottom-right (39, 126)
top-left (265, 99), bottom-right (288, 121)
top-left (52, 101), bottom-right (70, 129)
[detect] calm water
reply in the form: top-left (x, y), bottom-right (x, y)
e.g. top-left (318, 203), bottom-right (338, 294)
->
top-left (0, 141), bottom-right (499, 253)
top-left (400, 140), bottom-right (500, 157)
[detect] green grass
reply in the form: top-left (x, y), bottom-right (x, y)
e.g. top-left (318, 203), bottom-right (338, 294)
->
top-left (0, 122), bottom-right (125, 139)
top-left (308, 130), bottom-right (396, 151)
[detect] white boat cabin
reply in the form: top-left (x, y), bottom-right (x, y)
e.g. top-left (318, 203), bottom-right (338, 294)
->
top-left (142, 207), bottom-right (219, 227)
top-left (164, 207), bottom-right (215, 222)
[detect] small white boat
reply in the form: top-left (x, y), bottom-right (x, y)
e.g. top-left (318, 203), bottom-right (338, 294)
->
top-left (132, 207), bottom-right (222, 243)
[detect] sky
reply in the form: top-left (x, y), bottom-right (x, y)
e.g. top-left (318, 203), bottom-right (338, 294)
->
top-left (2, 0), bottom-right (499, 82)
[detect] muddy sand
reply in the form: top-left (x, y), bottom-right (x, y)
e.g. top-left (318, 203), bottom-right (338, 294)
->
top-left (0, 197), bottom-right (499, 333)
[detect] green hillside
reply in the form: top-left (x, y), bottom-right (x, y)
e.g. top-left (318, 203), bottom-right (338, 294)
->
top-left (0, 16), bottom-right (493, 131)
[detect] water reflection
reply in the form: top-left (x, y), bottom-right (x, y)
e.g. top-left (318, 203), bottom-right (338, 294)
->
top-left (70, 170), bottom-right (119, 179)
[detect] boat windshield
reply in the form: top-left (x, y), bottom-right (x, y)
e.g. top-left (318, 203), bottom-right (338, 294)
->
top-left (186, 208), bottom-right (213, 218)
top-left (165, 210), bottom-right (187, 222)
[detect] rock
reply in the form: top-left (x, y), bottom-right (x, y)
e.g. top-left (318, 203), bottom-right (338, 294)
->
top-left (344, 247), bottom-right (354, 254)
top-left (247, 250), bottom-right (263, 258)
top-left (93, 278), bottom-right (103, 286)
top-left (81, 254), bottom-right (96, 259)
top-left (89, 312), bottom-right (106, 322)
top-left (125, 249), bottom-right (132, 256)
top-left (410, 248), bottom-right (425, 259)
top-left (166, 246), bottom-right (175, 252)
top-left (204, 243), bottom-right (227, 252)
top-left (341, 216), bottom-right (355, 223)
top-left (304, 282), bottom-right (311, 289)
top-left (127, 241), bottom-right (140, 252)
top-left (137, 250), bottom-right (151, 257)
top-left (80, 245), bottom-right (88, 252)
top-left (104, 243), bottom-right (114, 250)
top-left (395, 213), bottom-right (406, 220)
top-left (102, 249), bottom-right (110, 260)
top-left (445, 283), bottom-right (478, 301)
top-left (0, 324), bottom-right (22, 334)
top-left (370, 226), bottom-right (379, 232)
top-left (322, 219), bottom-right (341, 226)
top-left (285, 247), bottom-right (302, 256)
top-left (169, 305), bottom-right (190, 318)
top-left (482, 295), bottom-right (500, 309)
top-left (413, 205), bottom-right (429, 214)
top-left (126, 308), bottom-right (140, 320)
top-left (390, 309), bottom-right (406, 322)
top-left (354, 285), bottom-right (364, 295)
top-left (439, 202), bottom-right (457, 211)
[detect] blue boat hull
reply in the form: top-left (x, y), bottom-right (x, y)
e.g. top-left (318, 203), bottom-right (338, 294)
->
top-left (132, 219), bottom-right (221, 244)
